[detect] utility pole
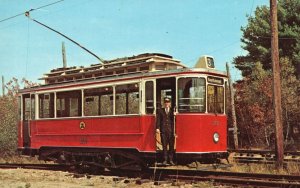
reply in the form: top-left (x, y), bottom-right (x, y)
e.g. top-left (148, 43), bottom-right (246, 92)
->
top-left (270, 0), bottom-right (284, 168)
top-left (62, 42), bottom-right (67, 68)
top-left (2, 75), bottom-right (4, 97)
top-left (226, 63), bottom-right (238, 149)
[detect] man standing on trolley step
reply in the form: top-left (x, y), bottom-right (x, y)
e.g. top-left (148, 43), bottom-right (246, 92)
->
top-left (156, 97), bottom-right (175, 166)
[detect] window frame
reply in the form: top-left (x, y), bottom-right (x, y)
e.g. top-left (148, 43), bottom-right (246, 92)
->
top-left (115, 82), bottom-right (140, 115)
top-left (55, 90), bottom-right (82, 118)
top-left (177, 76), bottom-right (206, 113)
top-left (144, 80), bottom-right (155, 115)
top-left (38, 93), bottom-right (55, 119)
top-left (207, 84), bottom-right (225, 114)
top-left (83, 86), bottom-right (114, 116)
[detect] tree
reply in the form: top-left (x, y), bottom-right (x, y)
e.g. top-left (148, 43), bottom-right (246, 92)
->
top-left (0, 78), bottom-right (36, 156)
top-left (234, 0), bottom-right (300, 77)
top-left (0, 78), bottom-right (20, 155)
top-left (235, 62), bottom-right (274, 147)
top-left (234, 58), bottom-right (300, 149)
top-left (280, 57), bottom-right (300, 148)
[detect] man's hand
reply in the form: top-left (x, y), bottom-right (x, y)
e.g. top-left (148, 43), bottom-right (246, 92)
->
top-left (156, 129), bottom-right (160, 134)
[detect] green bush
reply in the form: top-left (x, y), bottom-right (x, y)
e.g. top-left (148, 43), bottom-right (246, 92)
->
top-left (0, 78), bottom-right (20, 156)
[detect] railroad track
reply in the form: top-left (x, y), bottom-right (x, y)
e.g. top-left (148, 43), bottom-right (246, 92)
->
top-left (149, 167), bottom-right (300, 187)
top-left (230, 149), bottom-right (300, 164)
top-left (0, 163), bottom-right (69, 171)
top-left (1, 162), bottom-right (300, 187)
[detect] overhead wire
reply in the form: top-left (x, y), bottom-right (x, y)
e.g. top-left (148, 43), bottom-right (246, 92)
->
top-left (1, 0), bottom-right (105, 65)
top-left (25, 19), bottom-right (30, 78)
top-left (0, 0), bottom-right (64, 23)
top-left (0, 0), bottom-right (64, 79)
top-left (186, 1), bottom-right (257, 72)
top-left (232, 0), bottom-right (256, 81)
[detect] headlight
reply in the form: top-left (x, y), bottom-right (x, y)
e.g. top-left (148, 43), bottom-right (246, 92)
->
top-left (213, 132), bottom-right (219, 143)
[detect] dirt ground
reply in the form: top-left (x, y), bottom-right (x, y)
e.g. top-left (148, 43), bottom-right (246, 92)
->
top-left (0, 168), bottom-right (146, 188)
top-left (0, 168), bottom-right (211, 188)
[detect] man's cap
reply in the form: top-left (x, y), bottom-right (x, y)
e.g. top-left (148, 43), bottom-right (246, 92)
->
top-left (164, 97), bottom-right (171, 103)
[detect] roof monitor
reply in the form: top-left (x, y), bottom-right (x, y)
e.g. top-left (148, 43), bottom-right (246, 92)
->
top-left (194, 55), bottom-right (215, 69)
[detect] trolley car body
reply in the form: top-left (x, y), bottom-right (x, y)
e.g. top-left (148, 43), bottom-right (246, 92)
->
top-left (18, 53), bottom-right (228, 166)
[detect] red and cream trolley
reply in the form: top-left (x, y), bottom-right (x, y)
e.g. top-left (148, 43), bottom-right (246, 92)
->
top-left (18, 53), bottom-right (228, 168)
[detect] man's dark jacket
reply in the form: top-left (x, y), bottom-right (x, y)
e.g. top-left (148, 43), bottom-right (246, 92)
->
top-left (156, 107), bottom-right (174, 134)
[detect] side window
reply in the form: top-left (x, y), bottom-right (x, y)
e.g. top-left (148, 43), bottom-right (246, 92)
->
top-left (18, 96), bottom-right (21, 120)
top-left (145, 81), bottom-right (154, 114)
top-left (30, 94), bottom-right (35, 120)
top-left (39, 93), bottom-right (54, 118)
top-left (84, 86), bottom-right (113, 116)
top-left (116, 83), bottom-right (139, 115)
top-left (23, 94), bottom-right (31, 120)
top-left (178, 77), bottom-right (206, 113)
top-left (207, 85), bottom-right (224, 114)
top-left (56, 90), bottom-right (82, 117)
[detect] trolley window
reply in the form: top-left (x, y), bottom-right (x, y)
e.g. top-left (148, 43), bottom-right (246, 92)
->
top-left (145, 81), bottom-right (154, 114)
top-left (18, 96), bottom-right (21, 120)
top-left (207, 85), bottom-right (224, 114)
top-left (116, 83), bottom-right (139, 115)
top-left (30, 94), bottom-right (35, 120)
top-left (56, 90), bottom-right (82, 117)
top-left (84, 86), bottom-right (113, 116)
top-left (22, 94), bottom-right (31, 120)
top-left (38, 93), bottom-right (54, 118)
top-left (178, 77), bottom-right (206, 113)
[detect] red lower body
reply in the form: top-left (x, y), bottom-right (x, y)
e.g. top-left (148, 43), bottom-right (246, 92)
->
top-left (18, 114), bottom-right (227, 155)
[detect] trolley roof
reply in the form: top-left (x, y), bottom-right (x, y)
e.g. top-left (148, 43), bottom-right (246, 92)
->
top-left (19, 53), bottom-right (227, 93)
top-left (40, 53), bottom-right (185, 84)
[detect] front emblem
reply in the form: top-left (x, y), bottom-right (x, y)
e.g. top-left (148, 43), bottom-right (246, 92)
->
top-left (79, 122), bottom-right (86, 130)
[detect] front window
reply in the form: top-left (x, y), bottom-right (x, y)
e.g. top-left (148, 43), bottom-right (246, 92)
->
top-left (178, 77), bottom-right (206, 113)
top-left (207, 85), bottom-right (224, 114)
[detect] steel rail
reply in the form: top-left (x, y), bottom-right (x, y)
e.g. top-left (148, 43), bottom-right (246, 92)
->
top-left (2, 162), bottom-right (300, 187)
top-left (148, 167), bottom-right (300, 187)
top-left (230, 149), bottom-right (300, 164)
top-left (0, 163), bottom-right (68, 171)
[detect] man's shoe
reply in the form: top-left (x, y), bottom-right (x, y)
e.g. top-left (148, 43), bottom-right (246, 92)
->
top-left (162, 161), bottom-right (168, 165)
top-left (169, 160), bottom-right (175, 166)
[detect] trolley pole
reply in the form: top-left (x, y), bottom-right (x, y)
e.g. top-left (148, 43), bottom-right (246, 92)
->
top-left (62, 42), bottom-right (67, 68)
top-left (226, 63), bottom-right (238, 149)
top-left (2, 75), bottom-right (4, 97)
top-left (270, 0), bottom-right (284, 168)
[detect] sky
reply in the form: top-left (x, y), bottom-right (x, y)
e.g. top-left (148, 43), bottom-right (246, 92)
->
top-left (0, 0), bottom-right (269, 92)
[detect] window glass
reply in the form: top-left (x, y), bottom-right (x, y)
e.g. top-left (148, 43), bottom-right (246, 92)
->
top-left (116, 83), bottom-right (139, 115)
top-left (178, 77), bottom-right (206, 113)
top-left (23, 94), bottom-right (31, 120)
top-left (84, 87), bottom-right (113, 116)
top-left (207, 85), bottom-right (224, 114)
top-left (56, 90), bottom-right (82, 117)
top-left (145, 81), bottom-right (154, 114)
top-left (31, 94), bottom-right (35, 120)
top-left (39, 93), bottom-right (54, 118)
top-left (18, 96), bottom-right (21, 120)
